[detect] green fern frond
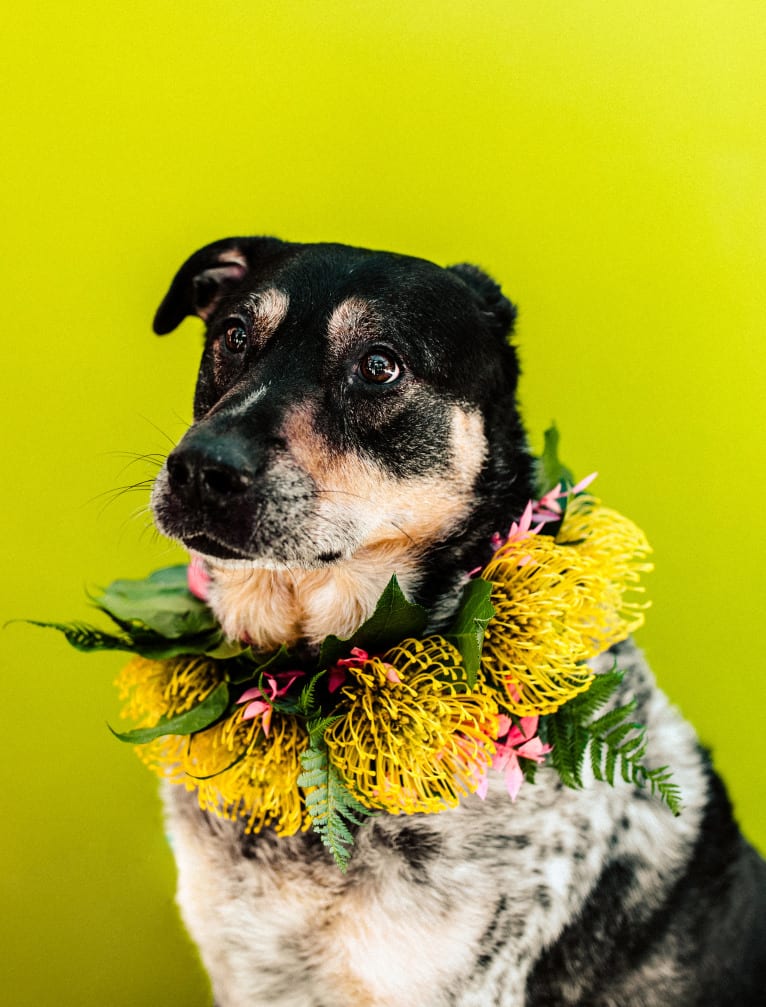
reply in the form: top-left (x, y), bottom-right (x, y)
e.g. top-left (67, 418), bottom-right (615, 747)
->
top-left (563, 666), bottom-right (625, 721)
top-left (634, 765), bottom-right (683, 816)
top-left (297, 743), bottom-right (372, 872)
top-left (548, 668), bottom-right (682, 814)
top-left (306, 713), bottom-right (343, 745)
top-left (24, 620), bottom-right (133, 652)
top-left (295, 673), bottom-right (325, 717)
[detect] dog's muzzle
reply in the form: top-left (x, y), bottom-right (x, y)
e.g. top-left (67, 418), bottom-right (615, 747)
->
top-left (152, 417), bottom-right (317, 563)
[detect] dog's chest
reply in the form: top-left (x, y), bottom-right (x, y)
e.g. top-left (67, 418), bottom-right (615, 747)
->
top-left (164, 751), bottom-right (703, 1007)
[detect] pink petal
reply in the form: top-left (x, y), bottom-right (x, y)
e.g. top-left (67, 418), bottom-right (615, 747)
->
top-left (242, 699), bottom-right (270, 720)
top-left (492, 741), bottom-right (513, 772)
top-left (518, 716), bottom-right (540, 739)
top-left (531, 506), bottom-right (562, 524)
top-left (571, 471), bottom-right (598, 495)
top-left (504, 755), bottom-right (525, 802)
top-left (187, 554), bottom-right (211, 601)
top-left (328, 666), bottom-right (347, 693)
top-left (272, 670), bottom-right (305, 696)
top-left (336, 647), bottom-right (370, 668)
top-left (518, 500), bottom-right (534, 535)
top-left (384, 663), bottom-right (401, 684)
top-left (517, 738), bottom-right (553, 762)
top-left (238, 686), bottom-right (264, 704)
top-left (476, 771), bottom-right (489, 800)
top-left (506, 724), bottom-right (525, 746)
top-left (496, 714), bottom-right (512, 739)
top-left (261, 705), bottom-right (273, 737)
top-left (262, 674), bottom-right (280, 700)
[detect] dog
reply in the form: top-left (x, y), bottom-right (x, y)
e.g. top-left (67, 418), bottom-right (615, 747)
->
top-left (149, 237), bottom-right (765, 1006)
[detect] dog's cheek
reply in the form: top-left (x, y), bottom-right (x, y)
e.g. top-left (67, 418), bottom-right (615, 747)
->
top-left (282, 402), bottom-right (487, 551)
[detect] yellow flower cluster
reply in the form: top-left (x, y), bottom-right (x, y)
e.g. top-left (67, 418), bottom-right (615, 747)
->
top-left (481, 495), bottom-right (651, 716)
top-left (326, 636), bottom-right (499, 815)
top-left (116, 656), bottom-right (308, 836)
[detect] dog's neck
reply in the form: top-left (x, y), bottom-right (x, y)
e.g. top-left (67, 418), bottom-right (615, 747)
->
top-left (206, 540), bottom-right (428, 652)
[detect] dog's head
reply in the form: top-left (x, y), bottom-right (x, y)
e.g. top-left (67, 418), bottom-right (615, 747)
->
top-left (150, 238), bottom-right (533, 644)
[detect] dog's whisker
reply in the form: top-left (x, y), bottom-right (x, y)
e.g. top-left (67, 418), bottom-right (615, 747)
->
top-left (90, 480), bottom-right (156, 511)
top-left (106, 451), bottom-right (166, 477)
top-left (136, 414), bottom-right (181, 449)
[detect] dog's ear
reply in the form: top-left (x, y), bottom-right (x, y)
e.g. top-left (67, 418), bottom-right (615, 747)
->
top-left (447, 263), bottom-right (517, 340)
top-left (153, 237), bottom-right (285, 335)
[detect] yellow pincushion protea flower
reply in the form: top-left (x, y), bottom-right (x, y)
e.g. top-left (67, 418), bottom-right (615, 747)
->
top-left (191, 710), bottom-right (309, 836)
top-left (116, 654), bottom-right (221, 781)
top-left (116, 655), bottom-right (309, 836)
top-left (326, 636), bottom-right (499, 815)
top-left (556, 494), bottom-right (652, 640)
top-left (481, 495), bottom-right (652, 716)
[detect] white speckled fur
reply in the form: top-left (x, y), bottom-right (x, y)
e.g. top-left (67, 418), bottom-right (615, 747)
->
top-left (163, 643), bottom-right (710, 1007)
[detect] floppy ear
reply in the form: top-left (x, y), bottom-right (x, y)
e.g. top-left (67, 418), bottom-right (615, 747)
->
top-left (153, 236), bottom-right (285, 335)
top-left (447, 262), bottom-right (517, 340)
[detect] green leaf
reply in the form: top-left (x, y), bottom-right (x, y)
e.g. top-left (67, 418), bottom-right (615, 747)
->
top-left (319, 575), bottom-right (427, 667)
top-left (108, 681), bottom-right (230, 744)
top-left (123, 627), bottom-right (227, 660)
top-left (23, 619), bottom-right (135, 653)
top-left (445, 578), bottom-right (495, 687)
top-left (96, 564), bottom-right (217, 639)
top-left (535, 424), bottom-right (575, 499)
top-left (297, 742), bottom-right (372, 872)
top-left (225, 644), bottom-right (295, 685)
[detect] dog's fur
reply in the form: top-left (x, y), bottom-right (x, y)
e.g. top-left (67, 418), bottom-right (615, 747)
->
top-left (150, 237), bottom-right (765, 1006)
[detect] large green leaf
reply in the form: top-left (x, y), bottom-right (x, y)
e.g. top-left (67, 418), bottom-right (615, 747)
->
top-left (96, 564), bottom-right (217, 638)
top-left (108, 680), bottom-right (230, 744)
top-left (319, 575), bottom-right (427, 667)
top-left (446, 578), bottom-right (495, 687)
top-left (535, 424), bottom-right (575, 498)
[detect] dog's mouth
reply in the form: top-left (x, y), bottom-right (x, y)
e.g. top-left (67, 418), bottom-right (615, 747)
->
top-left (183, 532), bottom-right (256, 562)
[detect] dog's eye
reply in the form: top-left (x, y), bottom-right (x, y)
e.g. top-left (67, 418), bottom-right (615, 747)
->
top-left (224, 323), bottom-right (248, 353)
top-left (358, 351), bottom-right (401, 384)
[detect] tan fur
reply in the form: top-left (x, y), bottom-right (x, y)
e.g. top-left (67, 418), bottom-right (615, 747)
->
top-left (326, 296), bottom-right (377, 354)
top-left (206, 404), bottom-right (488, 648)
top-left (247, 287), bottom-right (290, 348)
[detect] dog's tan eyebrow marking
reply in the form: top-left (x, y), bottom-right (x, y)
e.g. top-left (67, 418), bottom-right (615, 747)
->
top-left (327, 296), bottom-right (377, 354)
top-left (246, 288), bottom-right (290, 349)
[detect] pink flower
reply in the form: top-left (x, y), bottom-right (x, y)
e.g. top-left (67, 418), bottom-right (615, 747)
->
top-left (237, 670), bottom-right (305, 736)
top-left (492, 500), bottom-right (545, 552)
top-left (531, 473), bottom-right (598, 524)
top-left (333, 647), bottom-right (401, 684)
top-left (491, 715), bottom-right (552, 802)
top-left (450, 734), bottom-right (494, 800)
top-left (187, 553), bottom-right (211, 601)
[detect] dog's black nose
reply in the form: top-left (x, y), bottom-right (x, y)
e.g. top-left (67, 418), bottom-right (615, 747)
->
top-left (166, 442), bottom-right (253, 504)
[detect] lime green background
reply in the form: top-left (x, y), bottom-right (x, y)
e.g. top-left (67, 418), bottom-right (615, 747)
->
top-left (2, 2), bottom-right (764, 1003)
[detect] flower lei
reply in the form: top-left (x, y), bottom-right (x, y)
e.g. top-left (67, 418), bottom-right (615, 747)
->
top-left (36, 430), bottom-right (681, 869)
